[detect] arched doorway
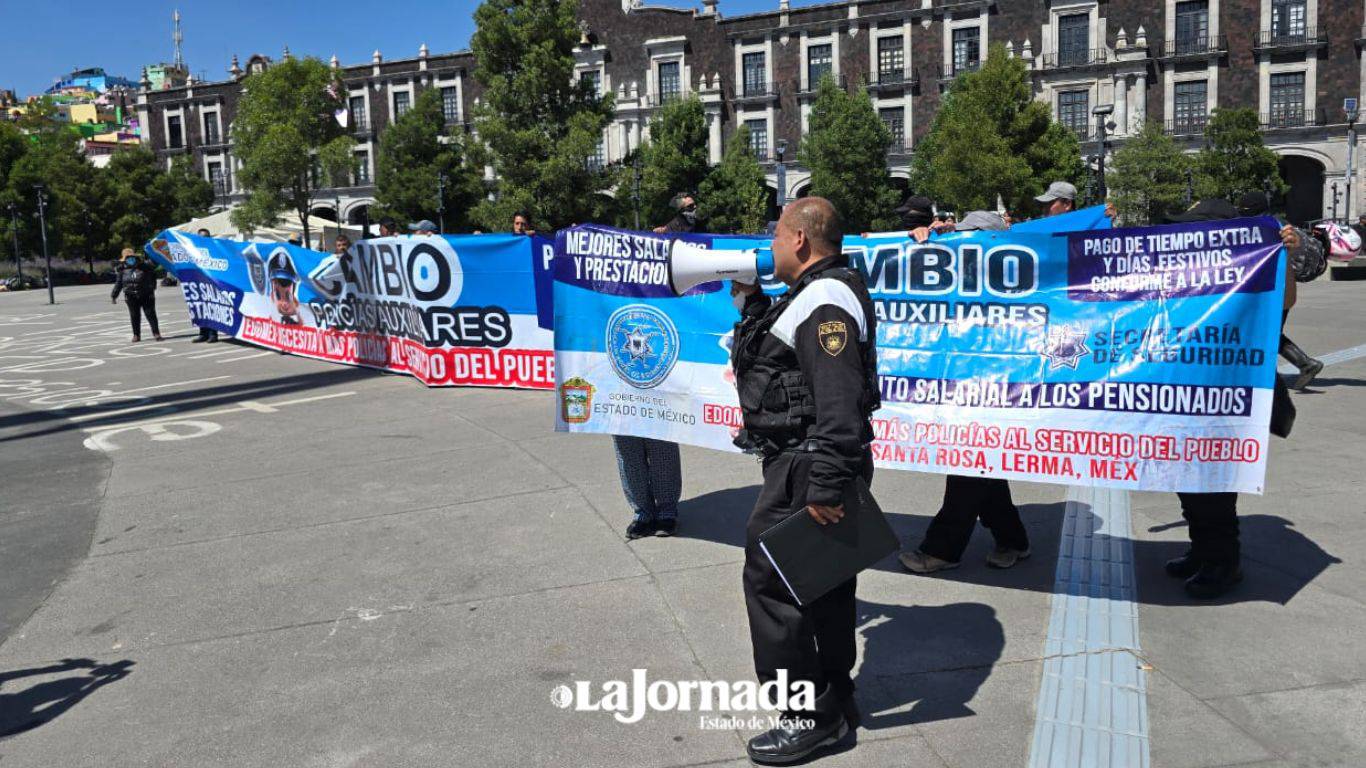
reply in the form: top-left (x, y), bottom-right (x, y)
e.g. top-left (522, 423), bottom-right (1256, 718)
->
top-left (346, 205), bottom-right (370, 226)
top-left (1278, 154), bottom-right (1325, 226)
top-left (309, 205), bottom-right (340, 224)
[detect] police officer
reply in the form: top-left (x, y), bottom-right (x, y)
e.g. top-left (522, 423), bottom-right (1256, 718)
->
top-left (730, 197), bottom-right (878, 764)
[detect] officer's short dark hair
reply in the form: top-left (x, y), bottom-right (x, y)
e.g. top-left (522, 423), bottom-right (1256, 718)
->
top-left (785, 197), bottom-right (842, 255)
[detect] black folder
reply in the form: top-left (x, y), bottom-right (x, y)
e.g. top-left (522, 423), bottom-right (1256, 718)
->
top-left (756, 477), bottom-right (900, 606)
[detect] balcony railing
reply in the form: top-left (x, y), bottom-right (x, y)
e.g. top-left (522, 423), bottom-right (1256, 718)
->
top-left (1157, 35), bottom-right (1228, 60)
top-left (1041, 48), bottom-right (1110, 69)
top-left (644, 90), bottom-right (685, 107)
top-left (936, 61), bottom-right (981, 83)
top-left (1163, 117), bottom-right (1209, 137)
top-left (1253, 27), bottom-right (1328, 52)
top-left (350, 116), bottom-right (370, 134)
top-left (1260, 108), bottom-right (1328, 130)
top-left (798, 74), bottom-right (847, 96)
top-left (735, 82), bottom-right (779, 103)
top-left (867, 70), bottom-right (920, 92)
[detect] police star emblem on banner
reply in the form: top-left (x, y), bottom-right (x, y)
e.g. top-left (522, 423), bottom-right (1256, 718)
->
top-left (1038, 323), bottom-right (1091, 370)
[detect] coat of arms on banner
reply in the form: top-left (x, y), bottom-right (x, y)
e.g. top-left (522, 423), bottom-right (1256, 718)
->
top-left (606, 304), bottom-right (680, 389)
top-left (818, 321), bottom-right (847, 356)
top-left (560, 377), bottom-right (595, 424)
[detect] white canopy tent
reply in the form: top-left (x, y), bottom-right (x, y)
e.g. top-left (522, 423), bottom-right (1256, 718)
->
top-left (169, 209), bottom-right (364, 251)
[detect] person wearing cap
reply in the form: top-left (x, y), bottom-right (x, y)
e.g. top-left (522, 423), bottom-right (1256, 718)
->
top-left (1233, 191), bottom-right (1323, 390)
top-left (111, 247), bottom-right (163, 343)
top-left (1158, 198), bottom-right (1300, 598)
top-left (654, 192), bottom-right (702, 234)
top-left (898, 210), bottom-right (1034, 575)
top-left (409, 220), bottom-right (438, 236)
top-left (267, 250), bottom-right (305, 325)
top-left (377, 217), bottom-right (399, 238)
top-left (1036, 181), bottom-right (1077, 217)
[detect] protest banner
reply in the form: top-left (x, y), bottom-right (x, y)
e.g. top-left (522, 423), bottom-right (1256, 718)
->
top-left (552, 210), bottom-right (1286, 493)
top-left (146, 231), bottom-right (556, 388)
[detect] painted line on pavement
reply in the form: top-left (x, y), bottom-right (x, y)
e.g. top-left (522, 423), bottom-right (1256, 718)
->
top-left (1278, 342), bottom-right (1366, 374)
top-left (1028, 484), bottom-right (1150, 768)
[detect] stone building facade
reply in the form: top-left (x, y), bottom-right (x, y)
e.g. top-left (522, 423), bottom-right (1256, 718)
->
top-left (139, 0), bottom-right (1366, 227)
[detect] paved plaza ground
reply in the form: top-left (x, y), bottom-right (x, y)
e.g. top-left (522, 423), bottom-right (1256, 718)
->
top-left (1, 281), bottom-right (1364, 768)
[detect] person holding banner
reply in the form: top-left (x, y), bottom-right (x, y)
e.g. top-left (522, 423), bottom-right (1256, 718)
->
top-left (730, 197), bottom-right (879, 764)
top-left (111, 247), bottom-right (164, 343)
top-left (191, 229), bottom-right (220, 344)
top-left (898, 209), bottom-right (1034, 576)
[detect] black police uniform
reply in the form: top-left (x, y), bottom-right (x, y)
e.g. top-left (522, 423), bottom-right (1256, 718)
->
top-left (732, 256), bottom-right (879, 710)
top-left (112, 259), bottom-right (160, 339)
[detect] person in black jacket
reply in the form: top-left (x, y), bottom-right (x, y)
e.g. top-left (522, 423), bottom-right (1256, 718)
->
top-left (111, 248), bottom-right (162, 342)
top-left (730, 197), bottom-right (878, 764)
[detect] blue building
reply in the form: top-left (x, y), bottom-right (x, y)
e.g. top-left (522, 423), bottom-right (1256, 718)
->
top-left (46, 67), bottom-right (137, 95)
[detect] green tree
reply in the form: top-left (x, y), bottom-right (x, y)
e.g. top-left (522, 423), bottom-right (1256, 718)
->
top-left (1194, 108), bottom-right (1286, 202)
top-left (1106, 122), bottom-right (1194, 225)
top-left (104, 149), bottom-right (212, 251)
top-left (0, 121), bottom-right (29, 257)
top-left (229, 57), bottom-right (353, 246)
top-left (911, 45), bottom-right (1085, 214)
top-left (697, 126), bottom-right (769, 234)
top-left (374, 88), bottom-right (481, 232)
top-left (469, 0), bottom-right (615, 232)
top-left (635, 96), bottom-right (711, 228)
top-left (2, 130), bottom-right (85, 261)
top-left (799, 76), bottom-right (900, 232)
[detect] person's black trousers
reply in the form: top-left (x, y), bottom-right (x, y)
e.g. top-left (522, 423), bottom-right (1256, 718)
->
top-left (743, 451), bottom-right (872, 700)
top-left (918, 475), bottom-right (1029, 562)
top-left (125, 294), bottom-right (159, 338)
top-left (1176, 492), bottom-right (1239, 566)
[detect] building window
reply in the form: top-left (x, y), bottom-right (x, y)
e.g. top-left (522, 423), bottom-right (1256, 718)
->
top-left (349, 96), bottom-right (367, 131)
top-left (586, 139), bottom-right (606, 172)
top-left (1058, 13), bottom-right (1090, 66)
top-left (1058, 89), bottom-right (1090, 138)
top-left (1175, 1), bottom-right (1210, 54)
top-left (354, 150), bottom-right (370, 184)
top-left (580, 69), bottom-right (601, 98)
top-left (393, 91), bottom-right (410, 118)
top-left (877, 37), bottom-right (905, 84)
top-left (742, 52), bottom-right (767, 96)
top-left (880, 106), bottom-right (905, 148)
top-left (745, 119), bottom-right (768, 158)
top-left (203, 113), bottom-right (220, 145)
top-left (952, 28), bottom-right (981, 75)
top-left (1271, 0), bottom-right (1307, 41)
top-left (808, 43), bottom-right (833, 87)
top-left (167, 114), bottom-right (183, 148)
top-left (1173, 80), bottom-right (1208, 133)
top-left (441, 87), bottom-right (460, 123)
top-left (1269, 72), bottom-right (1306, 127)
top-left (658, 61), bottom-right (681, 102)
top-left (207, 161), bottom-right (225, 194)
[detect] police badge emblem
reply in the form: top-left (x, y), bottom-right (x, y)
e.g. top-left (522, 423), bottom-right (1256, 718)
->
top-left (818, 321), bottom-right (847, 356)
top-left (560, 377), bottom-right (595, 424)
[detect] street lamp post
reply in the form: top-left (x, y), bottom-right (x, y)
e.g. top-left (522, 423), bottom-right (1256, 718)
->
top-left (1092, 104), bottom-right (1115, 203)
top-left (1331, 182), bottom-right (1341, 221)
top-left (775, 139), bottom-right (788, 214)
top-left (632, 153), bottom-right (642, 231)
top-left (6, 202), bottom-right (21, 287)
top-left (34, 184), bottom-right (53, 305)
top-left (1346, 99), bottom-right (1359, 222)
top-left (436, 172), bottom-right (447, 234)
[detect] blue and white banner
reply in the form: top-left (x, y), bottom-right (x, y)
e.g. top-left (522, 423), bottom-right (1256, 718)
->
top-left (146, 230), bottom-right (556, 388)
top-left (553, 209), bottom-right (1286, 493)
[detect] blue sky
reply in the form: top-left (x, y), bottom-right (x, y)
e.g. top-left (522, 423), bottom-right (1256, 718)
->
top-left (1, 0), bottom-right (788, 97)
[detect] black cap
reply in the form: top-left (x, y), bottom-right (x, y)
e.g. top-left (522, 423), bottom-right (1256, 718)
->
top-left (1235, 191), bottom-right (1270, 217)
top-left (895, 194), bottom-right (935, 226)
top-left (379, 216), bottom-right (397, 229)
top-left (1164, 199), bottom-right (1239, 223)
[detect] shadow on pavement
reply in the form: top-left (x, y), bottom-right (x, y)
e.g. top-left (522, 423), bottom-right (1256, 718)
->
top-left (0, 366), bottom-right (386, 444)
top-left (0, 658), bottom-right (134, 739)
top-left (677, 488), bottom-right (1340, 608)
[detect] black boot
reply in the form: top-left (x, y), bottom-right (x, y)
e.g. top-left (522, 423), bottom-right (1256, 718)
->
top-left (746, 684), bottom-right (850, 765)
top-left (1184, 562), bottom-right (1243, 600)
top-left (1280, 335), bottom-right (1323, 391)
top-left (1164, 550), bottom-right (1203, 579)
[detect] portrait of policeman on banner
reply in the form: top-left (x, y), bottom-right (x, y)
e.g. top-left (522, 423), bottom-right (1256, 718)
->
top-left (267, 250), bottom-right (305, 325)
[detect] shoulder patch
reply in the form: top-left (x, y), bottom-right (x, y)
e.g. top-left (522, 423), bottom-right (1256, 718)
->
top-left (818, 320), bottom-right (847, 356)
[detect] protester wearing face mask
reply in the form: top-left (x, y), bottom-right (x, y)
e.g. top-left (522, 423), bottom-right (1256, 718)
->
top-left (654, 192), bottom-right (702, 234)
top-left (111, 247), bottom-right (163, 343)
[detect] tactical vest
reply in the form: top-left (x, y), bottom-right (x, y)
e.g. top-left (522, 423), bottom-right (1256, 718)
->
top-left (731, 259), bottom-right (880, 455)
